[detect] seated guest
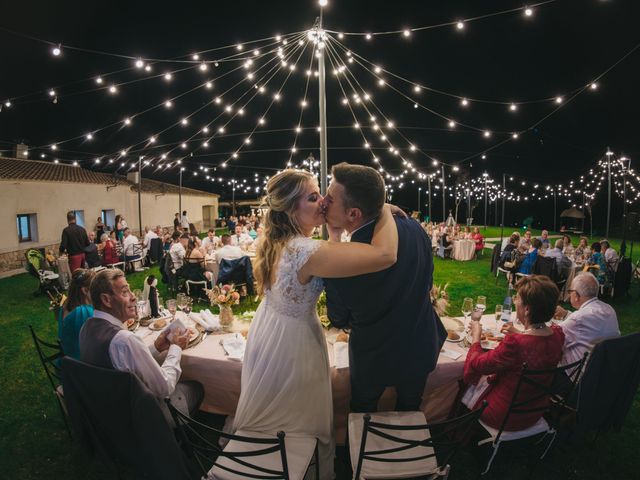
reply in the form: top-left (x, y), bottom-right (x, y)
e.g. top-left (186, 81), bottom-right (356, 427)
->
top-left (230, 225), bottom-right (254, 247)
top-left (188, 223), bottom-right (199, 239)
top-left (463, 275), bottom-right (564, 430)
top-left (600, 240), bottom-right (619, 272)
top-left (182, 240), bottom-right (214, 293)
top-left (502, 231), bottom-right (520, 250)
top-left (247, 224), bottom-right (258, 240)
top-left (79, 269), bottom-right (203, 417)
top-left (215, 234), bottom-right (244, 264)
top-left (498, 233), bottom-right (519, 268)
top-left (587, 242), bottom-right (608, 283)
top-left (519, 230), bottom-right (532, 249)
top-left (555, 272), bottom-right (620, 366)
top-left (143, 226), bottom-right (158, 251)
top-left (562, 234), bottom-right (574, 256)
top-left (58, 269), bottom-right (96, 359)
top-left (543, 239), bottom-right (572, 276)
top-left (518, 238), bottom-right (542, 275)
top-left (101, 233), bottom-right (119, 266)
top-left (169, 232), bottom-right (188, 271)
top-left (574, 236), bottom-right (589, 260)
top-left (539, 229), bottom-right (550, 249)
top-left (471, 227), bottom-right (484, 252)
top-left (122, 228), bottom-right (141, 261)
top-left (200, 228), bottom-right (220, 253)
top-left (84, 231), bottom-right (102, 268)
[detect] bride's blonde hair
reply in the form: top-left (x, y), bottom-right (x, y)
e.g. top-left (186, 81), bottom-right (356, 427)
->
top-left (254, 169), bottom-right (316, 294)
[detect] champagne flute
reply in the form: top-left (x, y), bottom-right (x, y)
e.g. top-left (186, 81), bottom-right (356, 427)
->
top-left (461, 297), bottom-right (473, 322)
top-left (166, 299), bottom-right (177, 322)
top-left (495, 305), bottom-right (503, 322)
top-left (176, 293), bottom-right (187, 311)
top-left (182, 297), bottom-right (192, 315)
top-left (476, 295), bottom-right (487, 313)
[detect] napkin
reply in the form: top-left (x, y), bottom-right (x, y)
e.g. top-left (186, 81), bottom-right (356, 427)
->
top-left (201, 309), bottom-right (221, 330)
top-left (189, 312), bottom-right (211, 331)
top-left (333, 342), bottom-right (349, 369)
top-left (165, 318), bottom-right (187, 342)
top-left (440, 348), bottom-right (463, 361)
top-left (222, 333), bottom-right (246, 361)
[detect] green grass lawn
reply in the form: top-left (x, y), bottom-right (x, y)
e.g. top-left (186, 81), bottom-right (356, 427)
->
top-left (1, 253), bottom-right (638, 479)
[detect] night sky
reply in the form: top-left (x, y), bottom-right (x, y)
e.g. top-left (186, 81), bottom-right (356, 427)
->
top-left (1, 0), bottom-right (639, 231)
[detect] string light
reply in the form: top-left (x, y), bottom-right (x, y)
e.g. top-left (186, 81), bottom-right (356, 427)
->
top-left (52, 44), bottom-right (62, 56)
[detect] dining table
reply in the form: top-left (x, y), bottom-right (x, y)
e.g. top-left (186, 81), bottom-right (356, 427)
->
top-left (452, 239), bottom-right (476, 261)
top-left (137, 311), bottom-right (505, 444)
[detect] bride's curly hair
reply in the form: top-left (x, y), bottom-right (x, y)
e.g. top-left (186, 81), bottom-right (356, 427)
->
top-left (254, 169), bottom-right (316, 295)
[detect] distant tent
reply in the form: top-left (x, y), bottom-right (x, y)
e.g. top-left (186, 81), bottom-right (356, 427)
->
top-left (560, 207), bottom-right (585, 219)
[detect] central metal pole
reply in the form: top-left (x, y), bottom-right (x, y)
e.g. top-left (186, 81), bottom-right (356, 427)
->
top-left (553, 188), bottom-right (557, 233)
top-left (417, 188), bottom-right (421, 217)
top-left (441, 166), bottom-right (446, 222)
top-left (317, 13), bottom-right (328, 240)
top-left (484, 177), bottom-right (488, 230)
top-left (138, 156), bottom-right (142, 237)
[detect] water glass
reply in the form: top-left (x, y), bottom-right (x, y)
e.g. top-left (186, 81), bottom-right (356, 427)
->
top-left (166, 299), bottom-right (177, 321)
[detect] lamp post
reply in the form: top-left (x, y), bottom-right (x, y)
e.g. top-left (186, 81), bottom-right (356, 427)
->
top-left (500, 173), bottom-right (506, 248)
top-left (620, 155), bottom-right (631, 254)
top-left (179, 167), bottom-right (183, 215)
top-left (231, 179), bottom-right (237, 216)
top-left (441, 166), bottom-right (446, 222)
top-left (417, 187), bottom-right (421, 217)
top-left (553, 187), bottom-right (557, 233)
top-left (138, 156), bottom-right (143, 236)
top-left (483, 172), bottom-right (488, 230)
top-left (606, 148), bottom-right (613, 238)
top-left (316, 11), bottom-right (328, 239)
top-left (427, 175), bottom-right (432, 221)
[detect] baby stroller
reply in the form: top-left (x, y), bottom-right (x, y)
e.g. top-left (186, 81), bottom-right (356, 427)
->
top-left (25, 249), bottom-right (61, 296)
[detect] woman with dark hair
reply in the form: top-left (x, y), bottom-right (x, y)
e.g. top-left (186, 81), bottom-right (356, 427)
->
top-left (114, 214), bottom-right (124, 241)
top-left (182, 239), bottom-right (213, 286)
top-left (101, 232), bottom-right (119, 266)
top-left (463, 275), bottom-right (564, 431)
top-left (58, 268), bottom-right (96, 359)
top-left (587, 242), bottom-right (607, 283)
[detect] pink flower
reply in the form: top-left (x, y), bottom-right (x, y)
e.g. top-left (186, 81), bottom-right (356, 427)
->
top-left (222, 284), bottom-right (232, 293)
top-left (231, 292), bottom-right (240, 301)
top-left (217, 294), bottom-right (227, 303)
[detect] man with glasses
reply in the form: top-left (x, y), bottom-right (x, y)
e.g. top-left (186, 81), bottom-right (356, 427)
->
top-left (555, 272), bottom-right (620, 366)
top-left (79, 269), bottom-right (203, 416)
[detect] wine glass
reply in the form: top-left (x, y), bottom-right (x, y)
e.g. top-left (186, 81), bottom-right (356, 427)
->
top-left (176, 293), bottom-right (187, 311)
top-left (461, 297), bottom-right (473, 322)
top-left (495, 305), bottom-right (503, 322)
top-left (476, 296), bottom-right (487, 313)
top-left (182, 297), bottom-right (192, 315)
top-left (166, 299), bottom-right (177, 322)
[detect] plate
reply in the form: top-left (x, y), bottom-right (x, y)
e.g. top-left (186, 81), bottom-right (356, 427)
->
top-left (442, 317), bottom-right (464, 333)
top-left (445, 330), bottom-right (463, 343)
top-left (149, 319), bottom-right (170, 331)
top-left (125, 319), bottom-right (139, 331)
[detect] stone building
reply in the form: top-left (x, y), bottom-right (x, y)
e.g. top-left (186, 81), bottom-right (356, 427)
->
top-left (0, 156), bottom-right (219, 276)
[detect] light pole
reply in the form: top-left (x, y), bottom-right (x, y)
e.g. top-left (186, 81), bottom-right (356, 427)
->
top-left (138, 156), bottom-right (143, 236)
top-left (606, 148), bottom-right (613, 238)
top-left (417, 187), bottom-right (421, 217)
top-left (231, 179), bottom-right (237, 216)
top-left (316, 10), bottom-right (328, 239)
top-left (553, 186), bottom-right (557, 233)
top-left (427, 175), bottom-right (432, 221)
top-left (483, 172), bottom-right (488, 230)
top-left (441, 166), bottom-right (446, 222)
top-left (500, 173), bottom-right (506, 248)
top-left (179, 167), bottom-right (183, 215)
top-left (620, 155), bottom-right (631, 253)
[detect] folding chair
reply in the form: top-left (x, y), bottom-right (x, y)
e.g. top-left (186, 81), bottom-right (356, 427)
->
top-left (495, 267), bottom-right (510, 284)
top-left (166, 400), bottom-right (319, 480)
top-left (349, 403), bottom-right (487, 480)
top-left (29, 325), bottom-right (71, 437)
top-left (478, 354), bottom-right (588, 475)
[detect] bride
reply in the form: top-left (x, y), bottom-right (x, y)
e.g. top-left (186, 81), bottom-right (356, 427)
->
top-left (232, 169), bottom-right (398, 479)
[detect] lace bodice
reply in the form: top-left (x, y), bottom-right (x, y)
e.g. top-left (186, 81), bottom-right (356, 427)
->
top-left (264, 236), bottom-right (324, 318)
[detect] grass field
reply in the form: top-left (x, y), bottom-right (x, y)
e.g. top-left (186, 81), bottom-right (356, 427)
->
top-left (1, 245), bottom-right (638, 479)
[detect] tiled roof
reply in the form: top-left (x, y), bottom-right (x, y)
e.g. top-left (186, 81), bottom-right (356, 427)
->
top-left (0, 156), bottom-right (217, 197)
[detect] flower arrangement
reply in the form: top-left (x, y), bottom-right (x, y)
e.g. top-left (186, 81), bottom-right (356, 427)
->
top-left (430, 283), bottom-right (449, 317)
top-left (316, 291), bottom-right (331, 329)
top-left (207, 284), bottom-right (241, 308)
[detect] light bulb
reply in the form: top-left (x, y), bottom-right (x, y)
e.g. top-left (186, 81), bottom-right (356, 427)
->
top-left (524, 7), bottom-right (533, 17)
top-left (461, 98), bottom-right (468, 107)
top-left (403, 29), bottom-right (411, 37)
top-left (456, 21), bottom-right (465, 30)
top-left (448, 120), bottom-right (456, 128)
top-left (109, 85), bottom-right (117, 94)
top-left (509, 103), bottom-right (518, 111)
top-left (366, 33), bottom-right (372, 40)
top-left (164, 73), bottom-right (173, 81)
top-left (319, 0), bottom-right (328, 6)
top-left (165, 100), bottom-right (173, 108)
top-left (512, 132), bottom-right (519, 139)
top-left (135, 59), bottom-right (144, 69)
top-left (95, 77), bottom-right (103, 84)
top-left (590, 82), bottom-right (598, 90)
top-left (52, 45), bottom-right (61, 56)
top-left (48, 89), bottom-right (56, 97)
top-left (555, 96), bottom-right (563, 104)
top-left (483, 130), bottom-right (491, 138)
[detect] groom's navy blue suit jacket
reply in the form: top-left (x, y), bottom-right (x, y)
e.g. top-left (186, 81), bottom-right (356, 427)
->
top-left (324, 217), bottom-right (447, 387)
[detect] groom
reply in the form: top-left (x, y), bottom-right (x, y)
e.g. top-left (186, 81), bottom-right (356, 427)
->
top-left (323, 162), bottom-right (447, 413)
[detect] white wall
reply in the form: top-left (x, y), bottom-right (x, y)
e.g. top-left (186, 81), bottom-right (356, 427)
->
top-left (0, 180), bottom-right (218, 253)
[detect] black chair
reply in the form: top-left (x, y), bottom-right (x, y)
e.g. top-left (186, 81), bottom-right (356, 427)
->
top-left (166, 400), bottom-right (319, 480)
top-left (478, 354), bottom-right (588, 474)
top-left (349, 403), bottom-right (487, 479)
top-left (29, 325), bottom-right (71, 437)
top-left (149, 237), bottom-right (164, 264)
top-left (569, 333), bottom-right (640, 440)
top-left (62, 357), bottom-right (190, 480)
top-left (218, 256), bottom-right (255, 295)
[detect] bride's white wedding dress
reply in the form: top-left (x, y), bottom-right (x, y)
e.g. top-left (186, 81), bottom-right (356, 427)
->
top-left (233, 236), bottom-right (335, 479)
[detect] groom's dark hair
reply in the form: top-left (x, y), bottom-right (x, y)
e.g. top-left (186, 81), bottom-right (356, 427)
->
top-left (331, 162), bottom-right (385, 220)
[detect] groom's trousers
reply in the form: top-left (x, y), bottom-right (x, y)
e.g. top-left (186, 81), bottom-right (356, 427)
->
top-left (350, 373), bottom-right (429, 413)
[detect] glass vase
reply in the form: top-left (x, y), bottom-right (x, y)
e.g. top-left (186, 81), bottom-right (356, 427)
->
top-left (219, 305), bottom-right (234, 330)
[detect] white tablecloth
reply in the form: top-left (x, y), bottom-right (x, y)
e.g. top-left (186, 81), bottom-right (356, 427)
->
top-left (452, 239), bottom-right (476, 261)
top-left (139, 312), bottom-right (499, 444)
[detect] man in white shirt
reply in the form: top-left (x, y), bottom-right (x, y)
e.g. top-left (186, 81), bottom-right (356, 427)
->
top-left (201, 228), bottom-right (220, 253)
top-left (555, 272), bottom-right (620, 366)
top-left (215, 234), bottom-right (243, 264)
top-left (79, 269), bottom-right (203, 416)
top-left (122, 228), bottom-right (141, 261)
top-left (601, 240), bottom-right (619, 272)
top-left (169, 232), bottom-right (188, 270)
top-left (180, 210), bottom-right (190, 230)
top-left (230, 225), bottom-right (254, 247)
top-left (143, 226), bottom-right (158, 250)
